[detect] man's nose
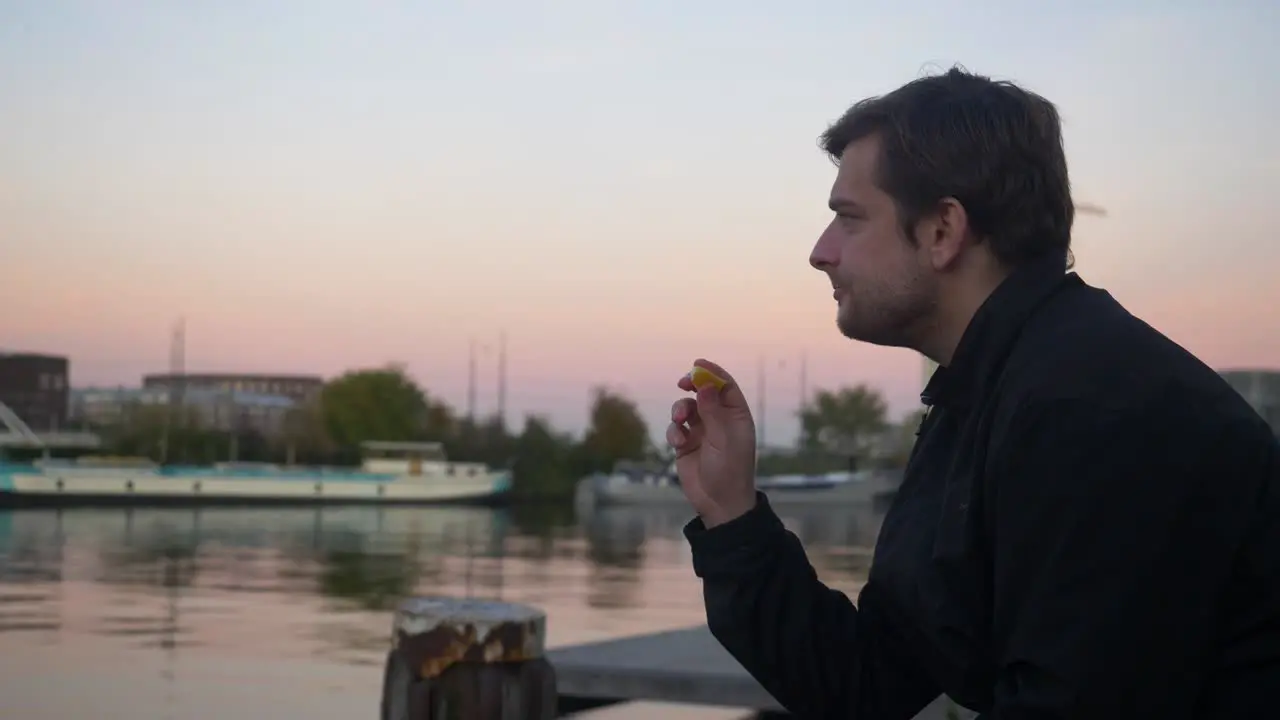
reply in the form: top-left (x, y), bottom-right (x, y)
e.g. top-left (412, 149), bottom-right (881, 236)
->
top-left (809, 222), bottom-right (839, 271)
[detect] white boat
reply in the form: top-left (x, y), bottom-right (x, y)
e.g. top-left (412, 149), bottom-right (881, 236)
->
top-left (574, 460), bottom-right (900, 509)
top-left (0, 441), bottom-right (511, 507)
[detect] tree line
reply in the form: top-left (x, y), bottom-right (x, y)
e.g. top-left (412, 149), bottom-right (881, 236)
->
top-left (98, 365), bottom-right (921, 499)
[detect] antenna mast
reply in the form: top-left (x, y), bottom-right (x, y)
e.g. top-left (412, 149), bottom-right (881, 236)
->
top-left (496, 331), bottom-right (507, 429)
top-left (757, 355), bottom-right (767, 448)
top-left (466, 339), bottom-right (477, 421)
top-left (159, 316), bottom-right (185, 464)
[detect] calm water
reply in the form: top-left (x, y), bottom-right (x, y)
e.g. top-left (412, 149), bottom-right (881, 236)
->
top-left (0, 502), bottom-right (883, 719)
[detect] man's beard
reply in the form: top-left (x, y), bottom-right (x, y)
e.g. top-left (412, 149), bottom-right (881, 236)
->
top-left (835, 281), bottom-right (936, 351)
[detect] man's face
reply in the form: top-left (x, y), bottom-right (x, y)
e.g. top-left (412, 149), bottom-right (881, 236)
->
top-left (809, 134), bottom-right (936, 348)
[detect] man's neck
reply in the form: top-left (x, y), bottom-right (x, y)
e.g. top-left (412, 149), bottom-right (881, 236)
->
top-left (918, 271), bottom-right (1009, 367)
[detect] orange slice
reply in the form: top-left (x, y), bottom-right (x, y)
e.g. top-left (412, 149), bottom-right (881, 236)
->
top-left (689, 366), bottom-right (728, 391)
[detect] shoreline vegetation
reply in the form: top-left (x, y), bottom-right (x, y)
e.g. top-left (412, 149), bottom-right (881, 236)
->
top-left (9, 365), bottom-right (923, 501)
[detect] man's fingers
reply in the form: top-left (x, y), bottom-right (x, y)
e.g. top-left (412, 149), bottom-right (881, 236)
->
top-left (666, 421), bottom-right (702, 457)
top-left (666, 422), bottom-right (686, 448)
top-left (677, 374), bottom-right (695, 392)
top-left (671, 397), bottom-right (700, 427)
top-left (668, 397), bottom-right (705, 457)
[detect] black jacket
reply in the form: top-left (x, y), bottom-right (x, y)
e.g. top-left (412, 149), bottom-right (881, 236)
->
top-left (685, 256), bottom-right (1280, 719)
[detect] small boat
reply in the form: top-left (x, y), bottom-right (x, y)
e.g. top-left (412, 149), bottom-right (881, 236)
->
top-left (0, 441), bottom-right (510, 507)
top-left (574, 459), bottom-right (900, 509)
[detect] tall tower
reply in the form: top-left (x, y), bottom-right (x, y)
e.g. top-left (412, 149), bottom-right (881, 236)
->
top-left (466, 339), bottom-right (478, 421)
top-left (171, 317), bottom-right (186, 404)
top-left (160, 317), bottom-right (185, 464)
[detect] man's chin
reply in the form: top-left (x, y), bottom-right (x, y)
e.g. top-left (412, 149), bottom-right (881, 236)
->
top-left (837, 313), bottom-right (906, 349)
top-left (836, 314), bottom-right (868, 342)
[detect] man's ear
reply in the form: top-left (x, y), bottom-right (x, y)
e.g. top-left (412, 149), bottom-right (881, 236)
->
top-left (916, 197), bottom-right (970, 271)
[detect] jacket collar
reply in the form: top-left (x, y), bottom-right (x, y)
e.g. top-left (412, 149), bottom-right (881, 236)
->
top-left (922, 253), bottom-right (1078, 410)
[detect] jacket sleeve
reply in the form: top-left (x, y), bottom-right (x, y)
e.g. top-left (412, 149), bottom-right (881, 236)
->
top-left (685, 492), bottom-right (941, 719)
top-left (983, 398), bottom-right (1262, 719)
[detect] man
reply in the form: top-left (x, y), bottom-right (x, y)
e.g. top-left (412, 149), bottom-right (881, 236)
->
top-left (666, 67), bottom-right (1280, 719)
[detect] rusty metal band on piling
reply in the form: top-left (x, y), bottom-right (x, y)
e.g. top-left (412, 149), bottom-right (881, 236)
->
top-left (382, 596), bottom-right (555, 720)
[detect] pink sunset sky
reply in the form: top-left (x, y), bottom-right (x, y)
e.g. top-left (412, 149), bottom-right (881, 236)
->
top-left (4, 1), bottom-right (1278, 444)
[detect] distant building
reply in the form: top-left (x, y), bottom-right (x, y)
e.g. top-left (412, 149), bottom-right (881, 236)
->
top-left (1219, 369), bottom-right (1280, 436)
top-left (0, 352), bottom-right (70, 431)
top-left (69, 386), bottom-right (169, 428)
top-left (142, 373), bottom-right (323, 405)
top-left (71, 386), bottom-right (297, 436)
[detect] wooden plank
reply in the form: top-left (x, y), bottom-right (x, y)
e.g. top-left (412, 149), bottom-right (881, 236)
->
top-left (549, 625), bottom-right (783, 711)
top-left (549, 625), bottom-right (977, 719)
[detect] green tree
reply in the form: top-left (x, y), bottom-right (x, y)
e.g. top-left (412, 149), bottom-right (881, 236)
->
top-left (100, 403), bottom-right (167, 459)
top-left (278, 400), bottom-right (334, 465)
top-left (103, 403), bottom-right (232, 464)
top-left (475, 414), bottom-right (514, 467)
top-left (319, 366), bottom-right (433, 450)
top-left (576, 386), bottom-right (650, 474)
top-left (511, 415), bottom-right (577, 498)
top-left (882, 407), bottom-right (927, 467)
top-left (447, 415), bottom-right (513, 467)
top-left (423, 400), bottom-right (458, 443)
top-left (799, 385), bottom-right (890, 462)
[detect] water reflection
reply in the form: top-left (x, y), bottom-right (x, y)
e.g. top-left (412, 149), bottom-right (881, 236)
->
top-left (0, 502), bottom-right (885, 719)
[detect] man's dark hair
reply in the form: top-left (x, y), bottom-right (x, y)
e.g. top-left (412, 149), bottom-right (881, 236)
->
top-left (820, 66), bottom-right (1074, 268)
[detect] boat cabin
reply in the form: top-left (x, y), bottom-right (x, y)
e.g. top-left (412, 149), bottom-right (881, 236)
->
top-left (359, 441), bottom-right (489, 480)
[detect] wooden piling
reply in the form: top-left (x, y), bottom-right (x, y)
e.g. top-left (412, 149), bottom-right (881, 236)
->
top-left (380, 597), bottom-right (556, 720)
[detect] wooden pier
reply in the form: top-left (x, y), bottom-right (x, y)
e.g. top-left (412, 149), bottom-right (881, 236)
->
top-left (551, 625), bottom-right (784, 716)
top-left (549, 624), bottom-right (971, 719)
